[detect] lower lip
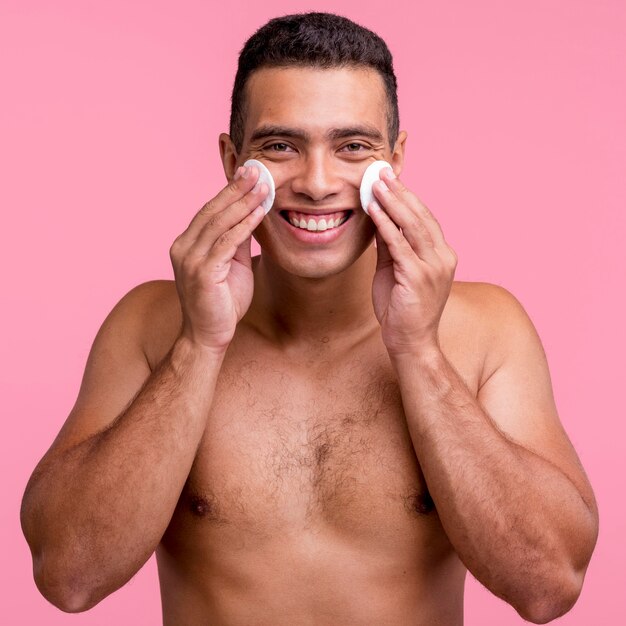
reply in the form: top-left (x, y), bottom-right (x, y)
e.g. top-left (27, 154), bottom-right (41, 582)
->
top-left (279, 213), bottom-right (354, 244)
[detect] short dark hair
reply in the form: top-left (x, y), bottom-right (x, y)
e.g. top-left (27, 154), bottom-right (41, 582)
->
top-left (229, 12), bottom-right (399, 152)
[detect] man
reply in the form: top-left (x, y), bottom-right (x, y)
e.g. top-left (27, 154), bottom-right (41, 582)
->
top-left (21, 12), bottom-right (598, 625)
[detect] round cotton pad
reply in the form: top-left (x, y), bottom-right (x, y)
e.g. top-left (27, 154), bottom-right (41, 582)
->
top-left (243, 159), bottom-right (275, 214)
top-left (360, 160), bottom-right (393, 214)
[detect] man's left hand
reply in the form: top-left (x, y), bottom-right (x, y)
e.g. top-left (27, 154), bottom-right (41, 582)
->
top-left (368, 167), bottom-right (458, 357)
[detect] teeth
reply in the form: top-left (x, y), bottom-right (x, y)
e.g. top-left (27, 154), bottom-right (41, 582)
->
top-left (288, 214), bottom-right (349, 232)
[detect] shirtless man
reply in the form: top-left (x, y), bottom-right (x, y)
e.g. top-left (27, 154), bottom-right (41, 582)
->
top-left (21, 12), bottom-right (598, 625)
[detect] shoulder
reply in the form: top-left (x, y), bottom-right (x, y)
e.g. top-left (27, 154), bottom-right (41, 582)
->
top-left (449, 280), bottom-right (530, 322)
top-left (113, 279), bottom-right (179, 319)
top-left (445, 281), bottom-right (541, 386)
top-left (112, 280), bottom-right (182, 370)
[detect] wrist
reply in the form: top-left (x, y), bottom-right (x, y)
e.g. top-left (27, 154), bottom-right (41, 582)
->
top-left (173, 334), bottom-right (229, 365)
top-left (388, 342), bottom-right (446, 373)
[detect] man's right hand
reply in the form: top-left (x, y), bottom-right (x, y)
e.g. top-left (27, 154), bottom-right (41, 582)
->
top-left (169, 164), bottom-right (268, 353)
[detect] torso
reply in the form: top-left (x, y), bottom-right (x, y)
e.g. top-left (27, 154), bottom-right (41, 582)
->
top-left (143, 271), bottom-right (488, 626)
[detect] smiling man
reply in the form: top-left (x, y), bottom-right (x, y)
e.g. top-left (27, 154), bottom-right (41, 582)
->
top-left (21, 12), bottom-right (598, 625)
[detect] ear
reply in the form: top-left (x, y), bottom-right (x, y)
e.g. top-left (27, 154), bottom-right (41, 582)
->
top-left (390, 130), bottom-right (407, 178)
top-left (219, 133), bottom-right (239, 182)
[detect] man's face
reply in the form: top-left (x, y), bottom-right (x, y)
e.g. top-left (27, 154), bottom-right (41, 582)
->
top-left (221, 66), bottom-right (406, 279)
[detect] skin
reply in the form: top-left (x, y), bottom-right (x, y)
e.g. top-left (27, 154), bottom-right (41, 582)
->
top-left (21, 66), bottom-right (598, 625)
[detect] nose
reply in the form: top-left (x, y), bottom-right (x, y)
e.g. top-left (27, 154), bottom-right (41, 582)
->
top-left (289, 152), bottom-right (344, 202)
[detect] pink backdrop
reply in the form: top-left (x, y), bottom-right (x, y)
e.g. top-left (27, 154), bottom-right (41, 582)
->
top-left (2, 1), bottom-right (624, 623)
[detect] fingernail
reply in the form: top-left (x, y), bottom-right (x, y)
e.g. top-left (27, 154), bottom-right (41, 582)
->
top-left (234, 166), bottom-right (244, 181)
top-left (378, 181), bottom-right (390, 192)
top-left (253, 181), bottom-right (267, 194)
top-left (383, 167), bottom-right (396, 179)
top-left (242, 166), bottom-right (251, 179)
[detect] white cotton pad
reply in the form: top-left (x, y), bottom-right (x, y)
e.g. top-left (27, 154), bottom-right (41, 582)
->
top-left (243, 159), bottom-right (275, 214)
top-left (359, 160), bottom-right (393, 214)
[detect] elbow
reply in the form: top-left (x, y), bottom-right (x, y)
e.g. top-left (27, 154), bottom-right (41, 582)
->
top-left (515, 510), bottom-right (597, 624)
top-left (514, 571), bottom-right (583, 624)
top-left (33, 553), bottom-right (100, 614)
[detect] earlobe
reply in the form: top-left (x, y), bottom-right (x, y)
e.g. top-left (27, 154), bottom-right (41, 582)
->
top-left (219, 133), bottom-right (239, 181)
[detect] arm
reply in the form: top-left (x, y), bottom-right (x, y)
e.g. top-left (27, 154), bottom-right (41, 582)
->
top-left (366, 167), bottom-right (598, 624)
top-left (391, 285), bottom-right (598, 624)
top-left (20, 163), bottom-right (268, 612)
top-left (20, 282), bottom-right (226, 613)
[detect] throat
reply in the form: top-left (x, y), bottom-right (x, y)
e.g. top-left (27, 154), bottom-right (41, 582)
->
top-left (246, 243), bottom-right (380, 345)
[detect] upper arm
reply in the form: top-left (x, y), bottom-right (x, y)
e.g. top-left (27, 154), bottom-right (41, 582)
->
top-left (45, 281), bottom-right (163, 458)
top-left (475, 284), bottom-right (597, 518)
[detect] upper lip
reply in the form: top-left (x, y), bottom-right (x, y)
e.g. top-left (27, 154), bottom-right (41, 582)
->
top-left (278, 208), bottom-right (354, 215)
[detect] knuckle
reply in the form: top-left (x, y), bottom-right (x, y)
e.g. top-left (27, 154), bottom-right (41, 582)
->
top-left (216, 232), bottom-right (231, 247)
top-left (420, 222), bottom-right (432, 237)
top-left (393, 178), bottom-right (407, 193)
top-left (420, 202), bottom-right (432, 217)
top-left (412, 218), bottom-right (431, 237)
top-left (233, 193), bottom-right (254, 211)
top-left (228, 179), bottom-right (240, 194)
top-left (199, 199), bottom-right (216, 215)
top-left (169, 236), bottom-right (183, 259)
top-left (205, 213), bottom-right (221, 230)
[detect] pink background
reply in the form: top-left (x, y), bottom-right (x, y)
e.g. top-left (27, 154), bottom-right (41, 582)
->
top-left (2, 0), bottom-right (624, 623)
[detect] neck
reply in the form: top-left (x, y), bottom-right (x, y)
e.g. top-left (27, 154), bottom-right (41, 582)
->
top-left (247, 244), bottom-right (379, 348)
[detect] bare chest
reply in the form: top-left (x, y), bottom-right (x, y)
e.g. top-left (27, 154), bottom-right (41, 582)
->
top-left (165, 330), bottom-right (480, 549)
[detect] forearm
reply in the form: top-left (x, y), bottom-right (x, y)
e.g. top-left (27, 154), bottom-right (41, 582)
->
top-left (22, 336), bottom-right (224, 609)
top-left (392, 348), bottom-right (595, 619)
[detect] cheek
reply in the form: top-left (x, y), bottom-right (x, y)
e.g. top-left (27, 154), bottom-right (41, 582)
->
top-left (251, 217), bottom-right (276, 249)
top-left (360, 217), bottom-right (378, 244)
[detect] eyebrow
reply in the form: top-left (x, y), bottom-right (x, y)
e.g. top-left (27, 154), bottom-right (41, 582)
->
top-left (249, 124), bottom-right (384, 144)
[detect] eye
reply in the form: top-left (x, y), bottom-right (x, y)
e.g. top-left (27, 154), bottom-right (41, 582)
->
top-left (266, 142), bottom-right (293, 152)
top-left (341, 142), bottom-right (367, 152)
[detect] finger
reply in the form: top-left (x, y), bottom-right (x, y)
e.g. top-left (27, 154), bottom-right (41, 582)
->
top-left (180, 165), bottom-right (262, 243)
top-left (379, 168), bottom-right (448, 250)
top-left (372, 180), bottom-right (439, 264)
top-left (233, 208), bottom-right (258, 267)
top-left (187, 182), bottom-right (268, 257)
top-left (205, 205), bottom-right (265, 268)
top-left (374, 229), bottom-right (393, 268)
top-left (368, 201), bottom-right (424, 274)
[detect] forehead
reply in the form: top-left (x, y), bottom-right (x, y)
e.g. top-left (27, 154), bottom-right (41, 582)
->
top-left (243, 66), bottom-right (388, 141)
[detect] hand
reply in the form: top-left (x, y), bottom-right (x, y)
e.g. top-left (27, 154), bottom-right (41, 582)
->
top-left (368, 167), bottom-right (458, 357)
top-left (169, 165), bottom-right (268, 353)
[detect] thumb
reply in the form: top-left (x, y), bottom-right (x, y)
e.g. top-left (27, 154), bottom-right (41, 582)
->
top-left (233, 232), bottom-right (252, 267)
